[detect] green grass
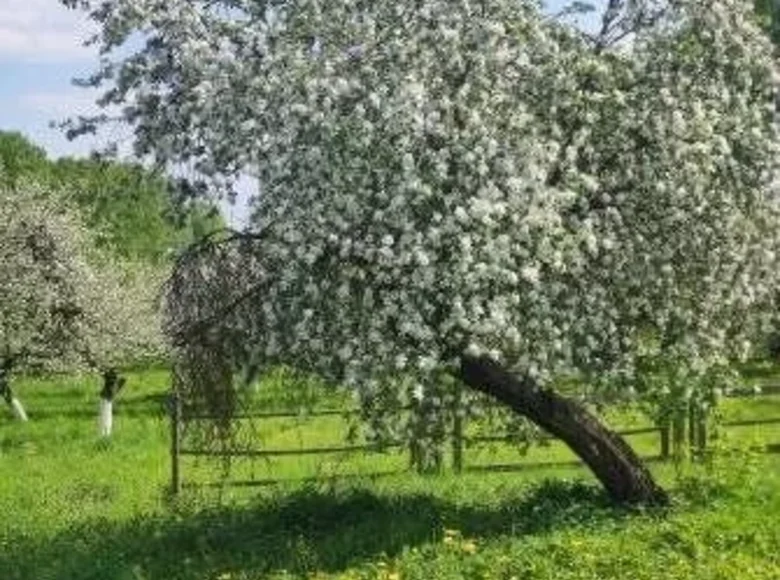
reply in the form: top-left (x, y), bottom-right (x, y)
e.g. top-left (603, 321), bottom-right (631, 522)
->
top-left (1, 370), bottom-right (779, 579)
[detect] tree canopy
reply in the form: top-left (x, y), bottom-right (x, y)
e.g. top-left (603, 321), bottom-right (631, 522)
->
top-left (65, 0), bottom-right (780, 503)
top-left (0, 177), bottom-right (164, 377)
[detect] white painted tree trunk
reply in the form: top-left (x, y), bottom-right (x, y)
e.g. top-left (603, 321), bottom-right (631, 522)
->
top-left (98, 397), bottom-right (113, 437)
top-left (10, 397), bottom-right (28, 422)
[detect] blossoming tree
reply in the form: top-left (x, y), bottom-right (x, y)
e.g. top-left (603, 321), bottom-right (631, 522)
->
top-left (0, 177), bottom-right (164, 433)
top-left (82, 260), bottom-right (165, 436)
top-left (64, 0), bottom-right (780, 503)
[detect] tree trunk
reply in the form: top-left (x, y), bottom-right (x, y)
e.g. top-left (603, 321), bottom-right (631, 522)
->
top-left (9, 397), bottom-right (28, 421)
top-left (98, 368), bottom-right (126, 437)
top-left (98, 398), bottom-right (113, 437)
top-left (0, 361), bottom-right (27, 422)
top-left (459, 355), bottom-right (668, 506)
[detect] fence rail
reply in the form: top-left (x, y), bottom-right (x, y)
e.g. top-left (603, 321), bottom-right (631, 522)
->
top-left (182, 408), bottom-right (355, 420)
top-left (179, 384), bottom-right (780, 421)
top-left (170, 383), bottom-right (780, 494)
top-left (180, 441), bottom-right (405, 458)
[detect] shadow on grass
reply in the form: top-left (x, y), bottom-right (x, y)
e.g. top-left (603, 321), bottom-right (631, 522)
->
top-left (0, 479), bottom-right (634, 580)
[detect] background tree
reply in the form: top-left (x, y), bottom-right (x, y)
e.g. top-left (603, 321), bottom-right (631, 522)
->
top-left (0, 176), bottom-right (164, 430)
top-left (68, 0), bottom-right (780, 504)
top-left (0, 132), bottom-right (51, 188)
top-left (80, 259), bottom-right (166, 436)
top-left (0, 131), bottom-right (224, 264)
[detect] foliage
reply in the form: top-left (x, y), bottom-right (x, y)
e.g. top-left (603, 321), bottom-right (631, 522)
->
top-left (50, 157), bottom-right (224, 263)
top-left (0, 177), bottom-right (164, 375)
top-left (153, 2), bottom-right (777, 414)
top-left (63, 0), bottom-right (780, 465)
top-left (0, 131), bottom-right (224, 263)
top-left (754, 0), bottom-right (780, 44)
top-left (0, 131), bottom-right (50, 187)
top-left (1, 371), bottom-right (780, 579)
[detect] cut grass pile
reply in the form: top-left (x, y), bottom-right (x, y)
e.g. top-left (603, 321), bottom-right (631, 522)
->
top-left (0, 369), bottom-right (778, 579)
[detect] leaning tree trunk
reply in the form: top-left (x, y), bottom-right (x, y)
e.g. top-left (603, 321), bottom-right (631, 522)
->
top-left (459, 355), bottom-right (668, 506)
top-left (98, 368), bottom-right (126, 437)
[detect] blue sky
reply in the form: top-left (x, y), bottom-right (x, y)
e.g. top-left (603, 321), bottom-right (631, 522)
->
top-left (0, 0), bottom-right (602, 224)
top-left (0, 0), bottom-right (103, 157)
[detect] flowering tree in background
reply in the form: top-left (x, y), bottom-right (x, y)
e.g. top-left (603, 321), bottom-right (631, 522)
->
top-left (64, 0), bottom-right (780, 504)
top-left (0, 176), bottom-right (164, 432)
top-left (0, 131), bottom-right (225, 264)
top-left (81, 260), bottom-right (166, 436)
top-left (0, 182), bottom-right (92, 421)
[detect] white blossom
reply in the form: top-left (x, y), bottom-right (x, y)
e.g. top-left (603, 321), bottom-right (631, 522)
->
top-left (63, 0), bottom-right (780, 431)
top-left (0, 177), bottom-right (165, 375)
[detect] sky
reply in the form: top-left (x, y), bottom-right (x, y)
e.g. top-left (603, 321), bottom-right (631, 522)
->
top-left (0, 0), bottom-right (103, 157)
top-left (0, 0), bottom-right (602, 225)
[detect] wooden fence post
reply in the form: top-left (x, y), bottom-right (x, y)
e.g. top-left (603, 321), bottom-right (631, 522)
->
top-left (452, 415), bottom-right (464, 474)
top-left (170, 392), bottom-right (182, 496)
top-left (688, 402), bottom-right (697, 452)
top-left (673, 409), bottom-right (686, 459)
top-left (686, 403), bottom-right (708, 458)
top-left (451, 385), bottom-right (464, 474)
top-left (660, 424), bottom-right (670, 459)
top-left (697, 413), bottom-right (707, 454)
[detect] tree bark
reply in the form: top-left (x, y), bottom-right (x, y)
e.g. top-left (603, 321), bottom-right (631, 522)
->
top-left (100, 368), bottom-right (126, 401)
top-left (459, 355), bottom-right (668, 506)
top-left (0, 359), bottom-right (27, 422)
top-left (98, 368), bottom-right (126, 437)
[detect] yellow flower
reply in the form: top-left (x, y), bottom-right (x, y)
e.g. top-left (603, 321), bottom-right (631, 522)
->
top-left (461, 540), bottom-right (477, 555)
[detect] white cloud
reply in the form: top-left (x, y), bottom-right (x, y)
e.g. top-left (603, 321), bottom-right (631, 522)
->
top-left (0, 0), bottom-right (96, 62)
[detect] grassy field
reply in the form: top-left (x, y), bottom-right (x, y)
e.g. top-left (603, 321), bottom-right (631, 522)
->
top-left (1, 369), bottom-right (779, 579)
